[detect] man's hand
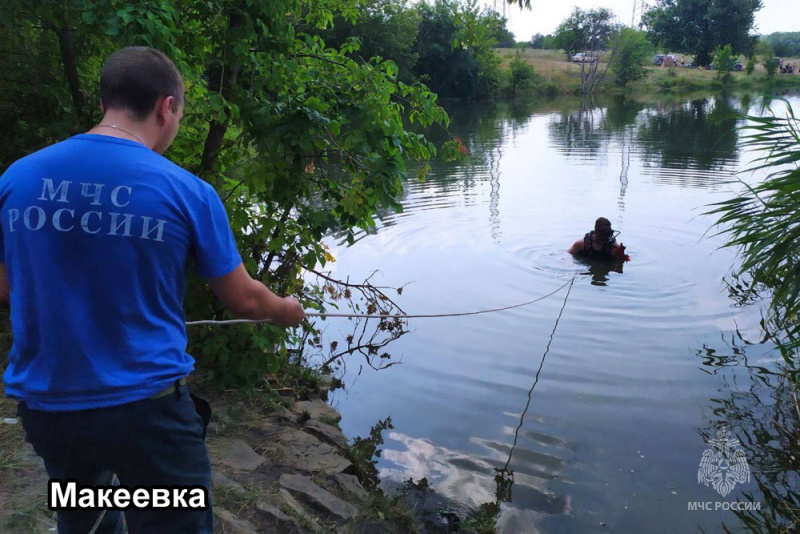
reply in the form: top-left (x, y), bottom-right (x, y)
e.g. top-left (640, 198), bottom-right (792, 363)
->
top-left (208, 264), bottom-right (305, 327)
top-left (612, 243), bottom-right (630, 261)
top-left (275, 296), bottom-right (305, 328)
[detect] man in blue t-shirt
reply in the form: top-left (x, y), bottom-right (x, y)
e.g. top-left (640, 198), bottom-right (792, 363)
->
top-left (0, 47), bottom-right (304, 533)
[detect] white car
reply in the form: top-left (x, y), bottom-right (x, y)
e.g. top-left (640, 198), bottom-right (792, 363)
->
top-left (571, 52), bottom-right (598, 63)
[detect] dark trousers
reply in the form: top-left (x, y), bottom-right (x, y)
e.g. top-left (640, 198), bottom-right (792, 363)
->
top-left (17, 383), bottom-right (213, 534)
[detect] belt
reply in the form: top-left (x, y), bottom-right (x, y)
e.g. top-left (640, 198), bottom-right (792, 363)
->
top-left (150, 378), bottom-right (187, 400)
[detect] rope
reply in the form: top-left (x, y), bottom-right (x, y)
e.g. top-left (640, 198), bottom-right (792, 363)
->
top-left (185, 277), bottom-right (574, 326)
top-left (87, 474), bottom-right (120, 534)
top-left (88, 510), bottom-right (106, 534)
top-left (501, 275), bottom-right (575, 475)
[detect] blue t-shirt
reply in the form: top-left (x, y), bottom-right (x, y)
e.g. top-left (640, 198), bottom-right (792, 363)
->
top-left (0, 134), bottom-right (242, 411)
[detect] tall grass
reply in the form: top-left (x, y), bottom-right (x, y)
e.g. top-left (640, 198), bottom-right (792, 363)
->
top-left (709, 101), bottom-right (800, 358)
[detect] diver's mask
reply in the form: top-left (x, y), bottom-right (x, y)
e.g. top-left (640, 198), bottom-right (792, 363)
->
top-left (597, 227), bottom-right (617, 243)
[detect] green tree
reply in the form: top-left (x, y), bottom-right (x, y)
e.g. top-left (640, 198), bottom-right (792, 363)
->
top-left (0, 0), bottom-right (466, 385)
top-left (530, 33), bottom-right (545, 48)
top-left (507, 53), bottom-right (534, 94)
top-left (493, 17), bottom-right (516, 48)
top-left (317, 0), bottom-right (421, 83)
top-left (413, 1), bottom-right (478, 98)
top-left (762, 55), bottom-right (779, 78)
top-left (760, 32), bottom-right (800, 57)
top-left (611, 28), bottom-right (651, 86)
top-left (745, 55), bottom-right (757, 74)
top-left (642, 0), bottom-right (762, 67)
top-left (412, 0), bottom-right (506, 99)
top-left (554, 7), bottom-right (615, 61)
top-left (541, 34), bottom-right (559, 49)
top-left (712, 44), bottom-right (736, 83)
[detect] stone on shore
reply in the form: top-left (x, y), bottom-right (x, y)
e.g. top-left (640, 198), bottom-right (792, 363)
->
top-left (271, 405), bottom-right (298, 422)
top-left (255, 501), bottom-right (304, 533)
top-left (280, 473), bottom-right (358, 522)
top-left (333, 473), bottom-right (368, 502)
top-left (279, 489), bottom-right (325, 533)
top-left (211, 470), bottom-right (248, 498)
top-left (304, 419), bottom-right (348, 450)
top-left (214, 507), bottom-right (259, 534)
top-left (276, 428), bottom-right (353, 474)
top-left (210, 438), bottom-right (264, 471)
top-left (291, 399), bottom-right (341, 423)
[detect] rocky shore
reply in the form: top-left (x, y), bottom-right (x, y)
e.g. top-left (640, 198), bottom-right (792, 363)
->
top-left (0, 375), bottom-right (482, 533)
top-left (208, 388), bottom-right (371, 533)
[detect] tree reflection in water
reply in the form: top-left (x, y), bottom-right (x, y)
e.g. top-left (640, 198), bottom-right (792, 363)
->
top-left (699, 331), bottom-right (800, 532)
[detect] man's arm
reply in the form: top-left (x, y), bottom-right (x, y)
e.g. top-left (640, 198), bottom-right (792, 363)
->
top-left (567, 239), bottom-right (584, 255)
top-left (207, 264), bottom-right (305, 327)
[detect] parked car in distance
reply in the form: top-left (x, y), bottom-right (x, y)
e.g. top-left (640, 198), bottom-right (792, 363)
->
top-left (653, 54), bottom-right (679, 66)
top-left (571, 52), bottom-right (598, 63)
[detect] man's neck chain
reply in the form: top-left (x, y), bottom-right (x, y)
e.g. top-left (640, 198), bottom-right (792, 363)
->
top-left (95, 124), bottom-right (146, 146)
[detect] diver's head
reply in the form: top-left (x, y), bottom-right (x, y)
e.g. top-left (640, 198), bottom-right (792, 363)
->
top-left (594, 217), bottom-right (615, 242)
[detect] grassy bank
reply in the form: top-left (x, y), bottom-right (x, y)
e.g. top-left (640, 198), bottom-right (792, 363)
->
top-left (497, 48), bottom-right (800, 96)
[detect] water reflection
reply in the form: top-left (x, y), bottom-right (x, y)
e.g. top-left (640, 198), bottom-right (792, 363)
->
top-left (547, 104), bottom-right (608, 157)
top-left (698, 335), bottom-right (800, 532)
top-left (545, 95), bottom-right (742, 188)
top-left (545, 96), bottom-right (640, 159)
top-left (636, 96), bottom-right (739, 178)
top-left (574, 256), bottom-right (625, 286)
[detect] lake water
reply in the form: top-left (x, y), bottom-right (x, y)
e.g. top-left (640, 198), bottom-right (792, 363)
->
top-left (322, 92), bottom-right (800, 533)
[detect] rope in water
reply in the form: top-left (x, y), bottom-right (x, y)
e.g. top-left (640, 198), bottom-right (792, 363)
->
top-left (185, 276), bottom-right (575, 325)
top-left (501, 275), bottom-right (575, 476)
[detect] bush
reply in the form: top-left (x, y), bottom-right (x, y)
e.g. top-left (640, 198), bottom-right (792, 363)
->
top-left (762, 56), bottom-right (779, 78)
top-left (745, 55), bottom-right (757, 75)
top-left (712, 44), bottom-right (736, 83)
top-left (611, 28), bottom-right (651, 86)
top-left (475, 51), bottom-right (503, 98)
top-left (507, 53), bottom-right (535, 95)
top-left (534, 79), bottom-right (560, 97)
top-left (658, 77), bottom-right (677, 90)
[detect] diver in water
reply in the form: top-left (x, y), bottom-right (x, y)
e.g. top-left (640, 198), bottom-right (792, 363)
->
top-left (567, 217), bottom-right (628, 260)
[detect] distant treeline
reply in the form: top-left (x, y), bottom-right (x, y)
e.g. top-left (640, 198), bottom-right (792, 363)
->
top-left (315, 0), bottom-right (531, 100)
top-left (532, 31), bottom-right (800, 59)
top-left (761, 32), bottom-right (800, 58)
top-left (317, 0), bottom-right (793, 101)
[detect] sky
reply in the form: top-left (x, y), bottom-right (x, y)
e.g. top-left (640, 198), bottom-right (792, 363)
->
top-left (482, 0), bottom-right (800, 42)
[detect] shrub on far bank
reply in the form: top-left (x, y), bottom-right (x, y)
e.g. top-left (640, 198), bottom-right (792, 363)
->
top-left (712, 45), bottom-right (736, 83)
top-left (745, 55), bottom-right (757, 75)
top-left (506, 53), bottom-right (535, 95)
top-left (476, 50), bottom-right (503, 98)
top-left (762, 56), bottom-right (779, 78)
top-left (611, 28), bottom-right (651, 87)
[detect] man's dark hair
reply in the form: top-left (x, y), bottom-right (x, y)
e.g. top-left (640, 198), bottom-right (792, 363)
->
top-left (594, 217), bottom-right (611, 231)
top-left (100, 47), bottom-right (183, 121)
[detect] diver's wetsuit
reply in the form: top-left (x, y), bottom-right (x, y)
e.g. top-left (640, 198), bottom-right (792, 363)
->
top-left (581, 231), bottom-right (616, 259)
